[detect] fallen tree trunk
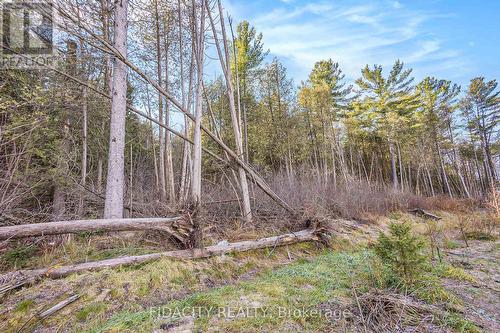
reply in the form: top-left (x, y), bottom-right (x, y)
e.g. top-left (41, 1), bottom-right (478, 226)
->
top-left (408, 208), bottom-right (441, 220)
top-left (0, 229), bottom-right (321, 284)
top-left (0, 217), bottom-right (185, 241)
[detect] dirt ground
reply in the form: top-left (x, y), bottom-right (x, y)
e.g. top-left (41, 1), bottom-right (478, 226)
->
top-left (443, 240), bottom-right (500, 332)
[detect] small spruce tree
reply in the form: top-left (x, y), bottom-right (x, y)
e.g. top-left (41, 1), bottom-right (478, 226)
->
top-left (375, 222), bottom-right (427, 284)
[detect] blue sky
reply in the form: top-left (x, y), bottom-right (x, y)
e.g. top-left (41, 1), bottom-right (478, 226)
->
top-left (223, 0), bottom-right (500, 88)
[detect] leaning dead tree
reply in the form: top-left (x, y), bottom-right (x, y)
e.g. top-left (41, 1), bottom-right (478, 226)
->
top-left (48, 1), bottom-right (296, 216)
top-left (206, 0), bottom-right (253, 222)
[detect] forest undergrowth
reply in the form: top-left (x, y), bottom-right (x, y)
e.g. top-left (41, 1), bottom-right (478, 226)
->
top-left (0, 186), bottom-right (498, 332)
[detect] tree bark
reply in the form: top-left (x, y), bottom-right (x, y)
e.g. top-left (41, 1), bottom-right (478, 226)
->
top-left (53, 41), bottom-right (77, 221)
top-left (145, 87), bottom-right (160, 192)
top-left (163, 16), bottom-right (176, 205)
top-left (436, 142), bottom-right (453, 197)
top-left (389, 141), bottom-right (399, 190)
top-left (190, 0), bottom-right (205, 205)
top-left (104, 0), bottom-right (128, 218)
top-left (0, 217), bottom-right (183, 240)
top-left (207, 0), bottom-right (252, 221)
top-left (97, 0), bottom-right (112, 194)
top-left (153, 0), bottom-right (167, 203)
top-left (2, 229), bottom-right (319, 280)
top-left (77, 16), bottom-right (88, 216)
top-left (79, 85), bottom-right (88, 215)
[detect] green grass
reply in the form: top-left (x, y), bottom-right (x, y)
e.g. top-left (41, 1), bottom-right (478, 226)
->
top-left (14, 299), bottom-right (35, 313)
top-left (435, 263), bottom-right (477, 284)
top-left (1, 235), bottom-right (483, 333)
top-left (77, 303), bottom-right (108, 322)
top-left (443, 238), bottom-right (462, 249)
top-left (443, 313), bottom-right (482, 333)
top-left (84, 250), bottom-right (374, 332)
top-left (85, 248), bottom-right (471, 333)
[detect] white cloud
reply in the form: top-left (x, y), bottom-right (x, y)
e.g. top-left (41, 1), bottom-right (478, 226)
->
top-left (226, 0), bottom-right (470, 84)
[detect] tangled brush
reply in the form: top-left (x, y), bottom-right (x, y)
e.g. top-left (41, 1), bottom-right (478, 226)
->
top-left (348, 289), bottom-right (447, 332)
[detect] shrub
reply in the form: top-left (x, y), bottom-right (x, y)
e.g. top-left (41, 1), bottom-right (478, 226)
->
top-left (374, 222), bottom-right (427, 284)
top-left (1, 245), bottom-right (36, 269)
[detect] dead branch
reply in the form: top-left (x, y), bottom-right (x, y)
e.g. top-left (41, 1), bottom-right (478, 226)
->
top-left (38, 294), bottom-right (81, 319)
top-left (17, 294), bottom-right (81, 332)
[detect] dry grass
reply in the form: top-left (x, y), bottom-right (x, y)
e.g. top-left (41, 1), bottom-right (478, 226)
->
top-left (0, 242), bottom-right (324, 332)
top-left (261, 173), bottom-right (477, 220)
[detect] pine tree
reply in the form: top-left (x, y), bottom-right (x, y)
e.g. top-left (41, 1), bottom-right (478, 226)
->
top-left (375, 222), bottom-right (427, 284)
top-left (416, 77), bottom-right (461, 196)
top-left (461, 78), bottom-right (499, 187)
top-left (355, 60), bottom-right (419, 189)
top-left (231, 20), bottom-right (268, 162)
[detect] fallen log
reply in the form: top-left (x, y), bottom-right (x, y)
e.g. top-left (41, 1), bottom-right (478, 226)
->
top-left (408, 208), bottom-right (441, 220)
top-left (0, 229), bottom-right (321, 283)
top-left (0, 217), bottom-right (186, 241)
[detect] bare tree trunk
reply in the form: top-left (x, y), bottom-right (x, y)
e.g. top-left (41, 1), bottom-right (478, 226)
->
top-left (0, 217), bottom-right (183, 240)
top-left (52, 184), bottom-right (66, 221)
top-left (416, 164), bottom-right (421, 196)
top-left (407, 162), bottom-right (412, 192)
top-left (79, 85), bottom-right (88, 216)
top-left (104, 0), bottom-right (128, 218)
top-left (76, 8), bottom-right (88, 217)
top-left (228, 20), bottom-right (247, 162)
top-left (179, 53), bottom-right (195, 204)
top-left (128, 143), bottom-right (133, 216)
top-left (425, 164), bottom-right (435, 197)
top-left (163, 19), bottom-right (176, 205)
top-left (397, 143), bottom-right (404, 191)
top-left (153, 0), bottom-right (167, 203)
top-left (3, 229), bottom-right (319, 281)
top-left (190, 0), bottom-right (205, 205)
top-left (145, 87), bottom-right (160, 191)
top-left (389, 141), bottom-right (398, 190)
top-left (329, 128), bottom-right (337, 189)
top-left (53, 40), bottom-right (77, 221)
top-left (436, 142), bottom-right (452, 197)
top-left (480, 133), bottom-right (495, 188)
top-left (98, 0), bottom-right (112, 194)
top-left (178, 1), bottom-right (194, 204)
top-left (448, 123), bottom-right (470, 198)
